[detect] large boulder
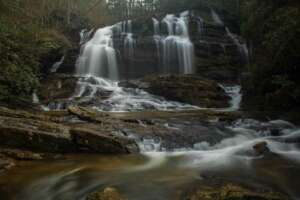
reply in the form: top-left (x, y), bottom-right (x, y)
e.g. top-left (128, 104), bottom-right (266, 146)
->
top-left (0, 107), bottom-right (138, 154)
top-left (119, 75), bottom-right (230, 108)
top-left (253, 141), bottom-right (270, 156)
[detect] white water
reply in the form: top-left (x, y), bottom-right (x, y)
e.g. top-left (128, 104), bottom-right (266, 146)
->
top-left (79, 29), bottom-right (94, 45)
top-left (211, 9), bottom-right (224, 26)
top-left (138, 118), bottom-right (300, 172)
top-left (124, 20), bottom-right (136, 58)
top-left (73, 75), bottom-right (200, 112)
top-left (76, 26), bottom-right (119, 80)
top-left (226, 27), bottom-right (249, 64)
top-left (50, 56), bottom-right (65, 73)
top-left (153, 11), bottom-right (195, 74)
top-left (220, 85), bottom-right (242, 111)
top-left (210, 9), bottom-right (249, 64)
top-left (70, 75), bottom-right (243, 113)
top-left (32, 92), bottom-right (39, 104)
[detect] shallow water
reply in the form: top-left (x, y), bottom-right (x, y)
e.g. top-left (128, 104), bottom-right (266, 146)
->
top-left (1, 119), bottom-right (300, 200)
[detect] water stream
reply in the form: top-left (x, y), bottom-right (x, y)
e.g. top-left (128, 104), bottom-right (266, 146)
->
top-left (6, 9), bottom-right (299, 200)
top-left (1, 119), bottom-right (300, 200)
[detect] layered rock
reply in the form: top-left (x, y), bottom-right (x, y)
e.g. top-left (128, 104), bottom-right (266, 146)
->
top-left (0, 106), bottom-right (138, 154)
top-left (119, 75), bottom-right (230, 108)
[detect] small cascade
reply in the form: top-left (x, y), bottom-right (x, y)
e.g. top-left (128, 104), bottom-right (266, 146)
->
top-left (226, 27), bottom-right (249, 64)
top-left (152, 18), bottom-right (162, 62)
top-left (211, 8), bottom-right (224, 26)
top-left (79, 29), bottom-right (94, 45)
top-left (153, 11), bottom-right (194, 74)
top-left (32, 93), bottom-right (40, 104)
top-left (72, 75), bottom-right (199, 112)
top-left (50, 56), bottom-right (65, 73)
top-left (197, 17), bottom-right (205, 37)
top-left (152, 18), bottom-right (160, 36)
top-left (76, 26), bottom-right (119, 80)
top-left (220, 85), bottom-right (242, 111)
top-left (123, 20), bottom-right (136, 58)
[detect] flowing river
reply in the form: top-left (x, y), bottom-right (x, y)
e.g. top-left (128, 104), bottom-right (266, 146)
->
top-left (1, 10), bottom-right (299, 200)
top-left (1, 118), bottom-right (300, 200)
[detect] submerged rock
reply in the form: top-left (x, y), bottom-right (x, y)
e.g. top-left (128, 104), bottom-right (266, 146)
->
top-left (0, 157), bottom-right (15, 172)
top-left (184, 183), bottom-right (289, 200)
top-left (253, 141), bottom-right (270, 156)
top-left (119, 75), bottom-right (230, 108)
top-left (86, 187), bottom-right (127, 200)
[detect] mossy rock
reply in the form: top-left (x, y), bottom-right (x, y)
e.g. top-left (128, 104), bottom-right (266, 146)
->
top-left (87, 187), bottom-right (127, 200)
top-left (185, 184), bottom-right (289, 200)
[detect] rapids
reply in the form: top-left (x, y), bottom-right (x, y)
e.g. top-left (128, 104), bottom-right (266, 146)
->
top-left (1, 119), bottom-right (300, 200)
top-left (9, 8), bottom-right (298, 200)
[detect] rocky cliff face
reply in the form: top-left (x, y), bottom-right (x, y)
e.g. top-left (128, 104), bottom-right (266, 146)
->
top-left (109, 10), bottom-right (246, 80)
top-left (66, 9), bottom-right (247, 81)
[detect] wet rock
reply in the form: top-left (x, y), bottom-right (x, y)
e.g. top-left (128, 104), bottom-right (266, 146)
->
top-left (70, 128), bottom-right (138, 154)
top-left (0, 158), bottom-right (15, 172)
top-left (253, 141), bottom-right (270, 155)
top-left (39, 74), bottom-right (78, 104)
top-left (184, 183), bottom-right (289, 200)
top-left (68, 106), bottom-right (109, 123)
top-left (0, 107), bottom-right (138, 154)
top-left (0, 106), bottom-right (61, 123)
top-left (0, 116), bottom-right (75, 153)
top-left (120, 75), bottom-right (230, 108)
top-left (0, 148), bottom-right (44, 161)
top-left (86, 187), bottom-right (127, 200)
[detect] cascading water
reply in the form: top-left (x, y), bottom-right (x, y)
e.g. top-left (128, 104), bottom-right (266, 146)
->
top-left (226, 27), bottom-right (249, 64)
top-left (197, 16), bottom-right (205, 37)
top-left (121, 20), bottom-right (136, 58)
top-left (211, 8), bottom-right (224, 26)
top-left (50, 56), bottom-right (65, 73)
top-left (76, 26), bottom-right (119, 80)
top-left (153, 11), bottom-right (195, 74)
top-left (79, 29), bottom-right (94, 45)
top-left (210, 9), bottom-right (249, 64)
top-left (72, 75), bottom-right (200, 112)
top-left (152, 18), bottom-right (161, 61)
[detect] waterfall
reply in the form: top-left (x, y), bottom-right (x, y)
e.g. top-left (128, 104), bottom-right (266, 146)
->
top-left (197, 17), bottom-right (205, 37)
top-left (79, 29), bottom-right (94, 45)
top-left (226, 27), bottom-right (249, 64)
top-left (76, 26), bottom-right (119, 80)
top-left (154, 11), bottom-right (194, 74)
top-left (50, 56), bottom-right (65, 73)
top-left (211, 9), bottom-right (224, 26)
top-left (152, 18), bottom-right (160, 35)
top-left (123, 20), bottom-right (136, 58)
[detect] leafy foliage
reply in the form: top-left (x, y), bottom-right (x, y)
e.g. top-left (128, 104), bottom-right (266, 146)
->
top-left (241, 0), bottom-right (300, 110)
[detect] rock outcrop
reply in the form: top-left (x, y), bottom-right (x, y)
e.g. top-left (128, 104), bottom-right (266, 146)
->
top-left (0, 106), bottom-right (138, 154)
top-left (120, 75), bottom-right (230, 108)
